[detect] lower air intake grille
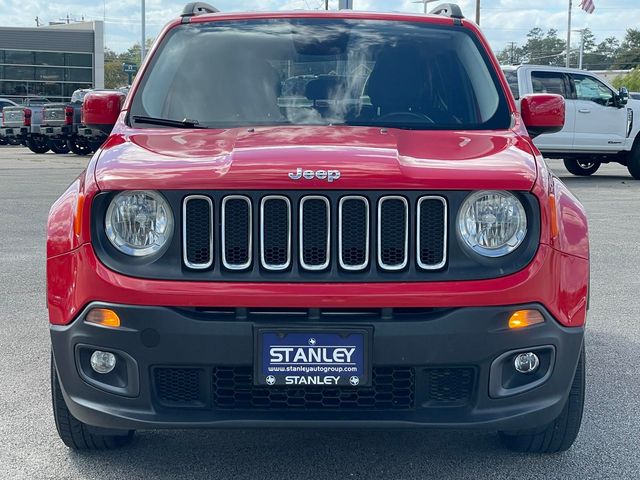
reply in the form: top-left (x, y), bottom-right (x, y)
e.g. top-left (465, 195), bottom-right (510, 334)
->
top-left (424, 367), bottom-right (475, 405)
top-left (212, 367), bottom-right (414, 410)
top-left (154, 367), bottom-right (205, 406)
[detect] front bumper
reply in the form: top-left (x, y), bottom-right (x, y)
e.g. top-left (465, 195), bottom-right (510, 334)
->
top-left (51, 302), bottom-right (584, 431)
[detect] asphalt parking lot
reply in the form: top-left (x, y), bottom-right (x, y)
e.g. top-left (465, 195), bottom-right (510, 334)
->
top-left (0, 146), bottom-right (638, 479)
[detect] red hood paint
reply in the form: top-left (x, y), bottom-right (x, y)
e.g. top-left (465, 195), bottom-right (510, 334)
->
top-left (95, 126), bottom-right (537, 191)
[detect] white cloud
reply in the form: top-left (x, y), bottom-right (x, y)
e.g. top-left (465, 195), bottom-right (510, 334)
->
top-left (1, 0), bottom-right (639, 54)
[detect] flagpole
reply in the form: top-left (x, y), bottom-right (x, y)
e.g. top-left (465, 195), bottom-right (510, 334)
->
top-left (566, 0), bottom-right (572, 68)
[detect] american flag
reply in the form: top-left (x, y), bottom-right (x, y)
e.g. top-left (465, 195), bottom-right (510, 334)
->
top-left (580, 0), bottom-right (595, 14)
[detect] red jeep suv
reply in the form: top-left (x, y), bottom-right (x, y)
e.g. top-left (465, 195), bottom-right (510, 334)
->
top-left (47, 3), bottom-right (588, 453)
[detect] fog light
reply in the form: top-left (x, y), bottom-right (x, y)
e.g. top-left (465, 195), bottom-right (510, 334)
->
top-left (514, 352), bottom-right (540, 374)
top-left (90, 350), bottom-right (116, 374)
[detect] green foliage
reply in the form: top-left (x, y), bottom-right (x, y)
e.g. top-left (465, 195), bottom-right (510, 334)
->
top-left (496, 27), bottom-right (640, 72)
top-left (103, 39), bottom-right (155, 89)
top-left (612, 68), bottom-right (640, 91)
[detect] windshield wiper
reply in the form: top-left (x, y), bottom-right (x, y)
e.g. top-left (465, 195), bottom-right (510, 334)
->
top-left (131, 115), bottom-right (204, 128)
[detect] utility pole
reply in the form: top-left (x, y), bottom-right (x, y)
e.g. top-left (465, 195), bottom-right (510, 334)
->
top-left (566, 0), bottom-right (572, 68)
top-left (325, 0), bottom-right (329, 10)
top-left (572, 29), bottom-right (586, 69)
top-left (141, 0), bottom-right (146, 63)
top-left (507, 42), bottom-right (517, 65)
top-left (475, 0), bottom-right (480, 25)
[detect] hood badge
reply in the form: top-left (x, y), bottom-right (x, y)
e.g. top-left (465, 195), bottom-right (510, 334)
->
top-left (288, 168), bottom-right (341, 183)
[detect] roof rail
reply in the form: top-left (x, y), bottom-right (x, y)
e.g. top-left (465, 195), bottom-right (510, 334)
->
top-left (181, 2), bottom-right (219, 18)
top-left (429, 3), bottom-right (464, 20)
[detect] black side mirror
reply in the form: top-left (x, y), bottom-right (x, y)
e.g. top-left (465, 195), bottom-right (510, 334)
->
top-left (617, 87), bottom-right (629, 107)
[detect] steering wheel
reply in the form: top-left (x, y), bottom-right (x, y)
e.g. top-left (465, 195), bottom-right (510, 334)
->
top-left (378, 111), bottom-right (434, 123)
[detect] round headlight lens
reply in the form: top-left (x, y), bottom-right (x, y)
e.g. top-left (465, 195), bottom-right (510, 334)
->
top-left (105, 190), bottom-right (173, 256)
top-left (457, 190), bottom-right (527, 257)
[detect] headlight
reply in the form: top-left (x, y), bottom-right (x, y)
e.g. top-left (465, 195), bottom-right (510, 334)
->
top-left (457, 190), bottom-right (527, 257)
top-left (105, 190), bottom-right (173, 256)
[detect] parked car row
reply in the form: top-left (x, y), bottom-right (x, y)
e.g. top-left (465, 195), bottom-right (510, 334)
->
top-left (0, 88), bottom-right (128, 155)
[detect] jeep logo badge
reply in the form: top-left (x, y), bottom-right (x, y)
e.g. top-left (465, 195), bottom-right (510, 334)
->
top-left (288, 168), bottom-right (341, 183)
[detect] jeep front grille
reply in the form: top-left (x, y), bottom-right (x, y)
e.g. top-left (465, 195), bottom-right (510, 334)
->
top-left (182, 193), bottom-right (447, 275)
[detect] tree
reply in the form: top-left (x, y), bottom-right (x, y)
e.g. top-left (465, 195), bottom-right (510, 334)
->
top-left (613, 68), bottom-right (640, 91)
top-left (515, 28), bottom-right (567, 66)
top-left (613, 28), bottom-right (640, 69)
top-left (103, 39), bottom-right (155, 89)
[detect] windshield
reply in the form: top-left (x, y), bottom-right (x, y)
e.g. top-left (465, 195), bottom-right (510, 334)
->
top-left (131, 19), bottom-right (510, 130)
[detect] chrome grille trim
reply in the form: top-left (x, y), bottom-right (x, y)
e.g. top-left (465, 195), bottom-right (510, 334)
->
top-left (299, 195), bottom-right (330, 271)
top-left (260, 195), bottom-right (292, 271)
top-left (417, 196), bottom-right (447, 270)
top-left (338, 195), bottom-right (370, 271)
top-left (221, 195), bottom-right (252, 270)
top-left (182, 195), bottom-right (214, 270)
top-left (377, 195), bottom-right (409, 271)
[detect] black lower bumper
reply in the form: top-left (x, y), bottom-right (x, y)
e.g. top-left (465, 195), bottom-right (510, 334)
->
top-left (50, 303), bottom-right (584, 431)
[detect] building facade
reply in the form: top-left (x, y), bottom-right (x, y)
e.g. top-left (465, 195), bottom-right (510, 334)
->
top-left (0, 21), bottom-right (104, 103)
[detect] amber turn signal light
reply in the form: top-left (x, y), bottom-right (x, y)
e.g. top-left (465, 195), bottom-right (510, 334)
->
top-left (85, 308), bottom-right (121, 328)
top-left (508, 310), bottom-right (544, 329)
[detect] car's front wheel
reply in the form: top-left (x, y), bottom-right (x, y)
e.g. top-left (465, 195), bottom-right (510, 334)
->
top-left (51, 354), bottom-right (134, 450)
top-left (563, 159), bottom-right (600, 176)
top-left (498, 346), bottom-right (585, 453)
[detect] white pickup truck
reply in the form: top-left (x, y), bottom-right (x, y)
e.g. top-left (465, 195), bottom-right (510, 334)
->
top-left (503, 65), bottom-right (640, 179)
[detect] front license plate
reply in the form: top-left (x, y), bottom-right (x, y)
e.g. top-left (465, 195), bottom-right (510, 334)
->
top-left (45, 127), bottom-right (54, 133)
top-left (256, 329), bottom-right (370, 387)
top-left (5, 129), bottom-right (13, 134)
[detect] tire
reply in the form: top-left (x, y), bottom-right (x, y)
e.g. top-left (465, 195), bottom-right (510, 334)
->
top-left (498, 346), bottom-right (585, 454)
top-left (51, 355), bottom-right (134, 450)
top-left (0, 137), bottom-right (7, 145)
top-left (68, 138), bottom-right (94, 156)
top-left (628, 145), bottom-right (640, 180)
top-left (49, 139), bottom-right (70, 154)
top-left (563, 159), bottom-right (600, 176)
top-left (26, 135), bottom-right (50, 154)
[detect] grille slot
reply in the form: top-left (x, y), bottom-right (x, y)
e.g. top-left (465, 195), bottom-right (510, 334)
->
top-left (212, 367), bottom-right (414, 410)
top-left (154, 367), bottom-right (206, 406)
top-left (299, 196), bottom-right (330, 270)
top-left (222, 196), bottom-right (252, 270)
top-left (378, 196), bottom-right (408, 270)
top-left (417, 196), bottom-right (447, 270)
top-left (339, 196), bottom-right (369, 270)
top-left (260, 196), bottom-right (291, 270)
top-left (183, 195), bottom-right (213, 269)
top-left (424, 367), bottom-right (475, 406)
top-left (181, 192), bottom-right (448, 276)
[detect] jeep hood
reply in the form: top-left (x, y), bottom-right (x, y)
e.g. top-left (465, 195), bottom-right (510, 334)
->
top-left (95, 126), bottom-right (537, 191)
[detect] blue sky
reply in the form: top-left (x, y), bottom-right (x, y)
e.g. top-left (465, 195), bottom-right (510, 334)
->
top-left (2, 0), bottom-right (640, 55)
